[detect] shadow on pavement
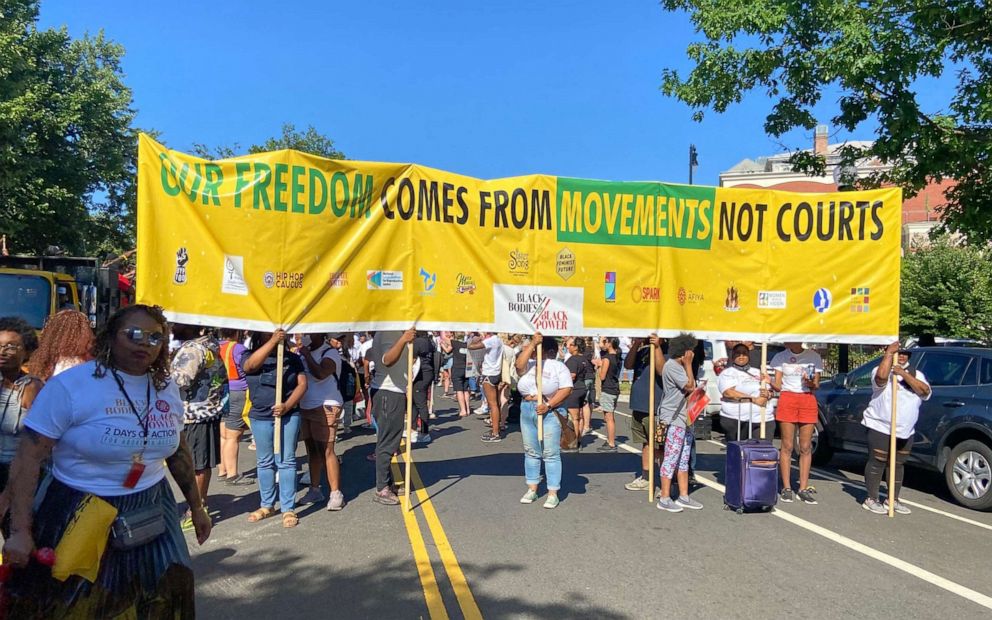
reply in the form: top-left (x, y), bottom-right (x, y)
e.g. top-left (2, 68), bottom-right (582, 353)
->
top-left (194, 547), bottom-right (630, 620)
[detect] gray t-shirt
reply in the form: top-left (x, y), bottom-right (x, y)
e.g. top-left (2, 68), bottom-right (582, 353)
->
top-left (658, 360), bottom-right (689, 428)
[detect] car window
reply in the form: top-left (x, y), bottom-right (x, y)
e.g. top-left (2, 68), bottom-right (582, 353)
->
top-left (981, 359), bottom-right (992, 385)
top-left (849, 358), bottom-right (882, 388)
top-left (916, 352), bottom-right (972, 387)
top-left (961, 359), bottom-right (978, 386)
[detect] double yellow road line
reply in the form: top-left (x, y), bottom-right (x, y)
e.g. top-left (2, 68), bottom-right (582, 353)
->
top-left (392, 455), bottom-right (482, 620)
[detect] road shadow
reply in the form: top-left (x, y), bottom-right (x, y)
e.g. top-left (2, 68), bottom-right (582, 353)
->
top-left (194, 547), bottom-right (630, 619)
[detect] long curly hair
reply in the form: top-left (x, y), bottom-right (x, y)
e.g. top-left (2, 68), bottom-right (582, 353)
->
top-left (28, 310), bottom-right (95, 380)
top-left (93, 305), bottom-right (172, 391)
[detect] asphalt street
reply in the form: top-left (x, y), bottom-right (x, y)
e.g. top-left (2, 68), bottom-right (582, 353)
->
top-left (186, 391), bottom-right (992, 619)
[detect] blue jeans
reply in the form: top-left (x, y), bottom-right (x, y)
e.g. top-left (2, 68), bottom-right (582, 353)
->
top-left (253, 414), bottom-right (301, 512)
top-left (520, 400), bottom-right (563, 491)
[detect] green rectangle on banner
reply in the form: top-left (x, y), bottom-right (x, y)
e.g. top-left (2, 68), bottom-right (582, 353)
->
top-left (555, 177), bottom-right (716, 249)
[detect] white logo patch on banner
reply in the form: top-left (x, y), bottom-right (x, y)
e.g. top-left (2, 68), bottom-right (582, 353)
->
top-left (493, 285), bottom-right (584, 336)
top-left (222, 255), bottom-right (249, 296)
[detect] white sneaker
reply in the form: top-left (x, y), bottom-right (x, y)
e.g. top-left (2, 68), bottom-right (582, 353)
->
top-left (409, 430), bottom-right (419, 443)
top-left (474, 405), bottom-right (489, 415)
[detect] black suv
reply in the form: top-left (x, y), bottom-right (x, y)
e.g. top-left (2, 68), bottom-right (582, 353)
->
top-left (814, 347), bottom-right (992, 511)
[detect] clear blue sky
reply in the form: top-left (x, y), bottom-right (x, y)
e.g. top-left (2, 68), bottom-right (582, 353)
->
top-left (41, 0), bottom-right (897, 185)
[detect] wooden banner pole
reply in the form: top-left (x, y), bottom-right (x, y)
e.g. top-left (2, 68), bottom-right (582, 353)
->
top-left (887, 368), bottom-right (898, 518)
top-left (405, 342), bottom-right (414, 512)
top-left (648, 341), bottom-right (656, 503)
top-left (274, 340), bottom-right (284, 455)
top-left (536, 339), bottom-right (544, 443)
top-left (759, 342), bottom-right (768, 440)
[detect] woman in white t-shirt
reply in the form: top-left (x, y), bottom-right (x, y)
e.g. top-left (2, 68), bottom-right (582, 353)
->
top-left (860, 343), bottom-right (931, 515)
top-left (298, 333), bottom-right (346, 512)
top-left (769, 342), bottom-right (823, 505)
top-left (514, 334), bottom-right (573, 509)
top-left (717, 344), bottom-right (776, 441)
top-left (0, 304), bottom-right (208, 617)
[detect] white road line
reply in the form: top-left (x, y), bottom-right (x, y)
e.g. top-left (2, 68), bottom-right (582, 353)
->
top-left (704, 438), bottom-right (992, 533)
top-left (589, 429), bottom-right (992, 612)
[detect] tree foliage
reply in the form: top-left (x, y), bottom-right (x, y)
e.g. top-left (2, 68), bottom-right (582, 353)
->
top-left (660, 0), bottom-right (992, 241)
top-left (192, 123), bottom-right (345, 161)
top-left (0, 0), bottom-right (136, 255)
top-left (900, 237), bottom-right (992, 344)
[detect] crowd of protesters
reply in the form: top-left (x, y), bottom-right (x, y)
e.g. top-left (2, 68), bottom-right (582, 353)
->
top-left (0, 306), bottom-right (928, 616)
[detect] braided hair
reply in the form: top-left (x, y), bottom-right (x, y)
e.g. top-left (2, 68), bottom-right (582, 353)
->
top-left (92, 305), bottom-right (173, 391)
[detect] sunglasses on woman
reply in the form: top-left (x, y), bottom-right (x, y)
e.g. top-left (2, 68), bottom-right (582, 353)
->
top-left (120, 327), bottom-right (165, 347)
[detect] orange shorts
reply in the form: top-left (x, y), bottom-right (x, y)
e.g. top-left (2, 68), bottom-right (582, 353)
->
top-left (775, 391), bottom-right (817, 424)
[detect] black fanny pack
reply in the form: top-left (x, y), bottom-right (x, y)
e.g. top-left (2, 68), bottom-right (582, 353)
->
top-left (109, 503), bottom-right (166, 550)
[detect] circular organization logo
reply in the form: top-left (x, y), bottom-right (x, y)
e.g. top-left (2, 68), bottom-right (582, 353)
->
top-left (263, 271), bottom-right (276, 289)
top-left (155, 399), bottom-right (170, 413)
top-left (677, 287), bottom-right (687, 306)
top-left (813, 288), bottom-right (832, 313)
top-left (631, 286), bottom-right (642, 303)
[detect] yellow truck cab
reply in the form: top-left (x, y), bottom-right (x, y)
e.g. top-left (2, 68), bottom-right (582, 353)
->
top-left (0, 255), bottom-right (121, 331)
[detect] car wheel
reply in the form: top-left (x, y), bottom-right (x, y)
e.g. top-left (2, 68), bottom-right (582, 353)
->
top-left (944, 439), bottom-right (992, 511)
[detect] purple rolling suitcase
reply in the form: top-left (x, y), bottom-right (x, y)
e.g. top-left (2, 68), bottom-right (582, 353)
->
top-left (724, 408), bottom-right (779, 513)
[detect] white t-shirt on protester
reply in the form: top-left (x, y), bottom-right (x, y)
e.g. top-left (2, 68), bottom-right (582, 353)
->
top-left (516, 359), bottom-right (573, 398)
top-left (301, 344), bottom-right (343, 408)
top-left (862, 367), bottom-right (930, 439)
top-left (770, 349), bottom-right (823, 394)
top-left (481, 335), bottom-right (503, 376)
top-left (717, 366), bottom-right (777, 423)
top-left (25, 361), bottom-right (184, 497)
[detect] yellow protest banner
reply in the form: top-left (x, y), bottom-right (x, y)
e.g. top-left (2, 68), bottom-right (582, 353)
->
top-left (137, 134), bottom-right (900, 343)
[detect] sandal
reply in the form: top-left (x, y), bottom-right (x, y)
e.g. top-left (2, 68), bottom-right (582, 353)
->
top-left (248, 507), bottom-right (276, 523)
top-left (282, 511), bottom-right (299, 528)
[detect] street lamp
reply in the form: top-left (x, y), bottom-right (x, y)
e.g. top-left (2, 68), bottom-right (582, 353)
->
top-left (689, 144), bottom-right (699, 185)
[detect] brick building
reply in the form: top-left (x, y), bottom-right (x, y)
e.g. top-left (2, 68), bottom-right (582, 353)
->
top-left (719, 125), bottom-right (951, 248)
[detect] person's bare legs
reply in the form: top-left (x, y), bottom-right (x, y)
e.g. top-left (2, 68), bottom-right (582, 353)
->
top-left (483, 381), bottom-right (501, 434)
top-left (582, 401), bottom-right (592, 434)
top-left (779, 421), bottom-right (796, 490)
top-left (604, 411), bottom-right (616, 446)
top-left (797, 423), bottom-right (815, 489)
top-left (456, 389), bottom-right (470, 417)
top-left (220, 425), bottom-right (243, 478)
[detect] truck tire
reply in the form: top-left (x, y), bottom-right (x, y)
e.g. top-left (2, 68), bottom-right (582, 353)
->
top-left (944, 439), bottom-right (992, 511)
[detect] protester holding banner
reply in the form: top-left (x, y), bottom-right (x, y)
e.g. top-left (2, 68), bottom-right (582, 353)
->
top-left (623, 335), bottom-right (665, 485)
top-left (717, 344), bottom-right (775, 441)
top-left (369, 329), bottom-right (418, 506)
top-left (242, 330), bottom-right (308, 527)
top-left (299, 333), bottom-right (347, 512)
top-left (861, 343), bottom-right (931, 515)
top-left (1, 304), bottom-right (208, 617)
top-left (597, 337), bottom-right (622, 455)
top-left (656, 334), bottom-right (702, 513)
top-left (217, 329), bottom-right (251, 486)
top-left (770, 343), bottom-right (823, 505)
top-left (515, 334), bottom-right (572, 509)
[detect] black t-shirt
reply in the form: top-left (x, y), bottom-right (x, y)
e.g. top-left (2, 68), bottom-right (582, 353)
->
top-left (450, 340), bottom-right (467, 374)
top-left (565, 355), bottom-right (588, 393)
top-left (413, 335), bottom-right (435, 375)
top-left (629, 346), bottom-right (664, 414)
top-left (241, 350), bottom-right (306, 420)
top-left (601, 352), bottom-right (621, 395)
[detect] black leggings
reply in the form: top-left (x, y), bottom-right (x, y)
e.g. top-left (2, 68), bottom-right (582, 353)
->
top-left (864, 428), bottom-right (914, 500)
top-left (413, 370), bottom-right (434, 433)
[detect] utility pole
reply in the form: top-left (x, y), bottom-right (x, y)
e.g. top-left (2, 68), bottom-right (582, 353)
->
top-left (689, 144), bottom-right (698, 185)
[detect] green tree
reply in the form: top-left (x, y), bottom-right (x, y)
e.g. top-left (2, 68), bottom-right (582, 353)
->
top-left (660, 0), bottom-right (992, 241)
top-left (900, 237), bottom-right (992, 344)
top-left (192, 123), bottom-right (345, 160)
top-left (0, 0), bottom-right (137, 255)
